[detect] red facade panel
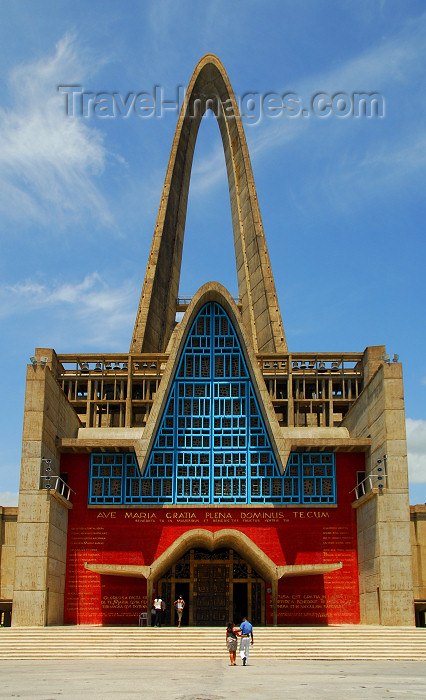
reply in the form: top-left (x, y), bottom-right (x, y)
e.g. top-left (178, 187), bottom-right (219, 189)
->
top-left (63, 453), bottom-right (362, 625)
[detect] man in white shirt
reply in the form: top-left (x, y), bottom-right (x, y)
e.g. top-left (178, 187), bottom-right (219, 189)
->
top-left (153, 597), bottom-right (165, 627)
top-left (238, 617), bottom-right (254, 665)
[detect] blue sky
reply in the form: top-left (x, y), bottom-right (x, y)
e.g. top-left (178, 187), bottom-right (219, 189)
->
top-left (0, 0), bottom-right (425, 505)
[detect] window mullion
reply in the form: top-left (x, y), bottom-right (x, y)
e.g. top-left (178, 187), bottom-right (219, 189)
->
top-left (246, 381), bottom-right (250, 504)
top-left (172, 384), bottom-right (178, 503)
top-left (210, 303), bottom-right (215, 502)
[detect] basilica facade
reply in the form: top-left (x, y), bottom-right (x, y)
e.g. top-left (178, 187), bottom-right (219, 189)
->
top-left (6, 55), bottom-right (414, 627)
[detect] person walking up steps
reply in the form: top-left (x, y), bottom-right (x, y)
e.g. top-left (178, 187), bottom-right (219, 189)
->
top-left (238, 616), bottom-right (253, 666)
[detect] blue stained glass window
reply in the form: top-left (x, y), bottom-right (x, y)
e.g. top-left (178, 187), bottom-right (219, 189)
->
top-left (88, 303), bottom-right (336, 504)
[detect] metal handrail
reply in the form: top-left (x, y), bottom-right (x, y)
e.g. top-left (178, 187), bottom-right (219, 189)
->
top-left (350, 470), bottom-right (387, 500)
top-left (40, 475), bottom-right (76, 502)
top-left (177, 295), bottom-right (242, 306)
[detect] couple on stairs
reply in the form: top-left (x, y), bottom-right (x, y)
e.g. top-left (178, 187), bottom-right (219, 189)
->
top-left (226, 617), bottom-right (254, 666)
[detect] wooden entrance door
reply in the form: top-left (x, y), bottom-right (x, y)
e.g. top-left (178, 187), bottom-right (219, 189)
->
top-left (156, 548), bottom-right (265, 626)
top-left (193, 563), bottom-right (229, 625)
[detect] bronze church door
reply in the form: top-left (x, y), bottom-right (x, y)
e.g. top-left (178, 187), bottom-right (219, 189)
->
top-left (193, 563), bottom-right (229, 625)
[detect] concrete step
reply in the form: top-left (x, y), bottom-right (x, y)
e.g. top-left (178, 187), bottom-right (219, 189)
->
top-left (1, 626), bottom-right (425, 660)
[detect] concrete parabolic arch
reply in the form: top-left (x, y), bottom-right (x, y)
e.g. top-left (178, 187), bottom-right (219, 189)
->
top-left (130, 53), bottom-right (287, 355)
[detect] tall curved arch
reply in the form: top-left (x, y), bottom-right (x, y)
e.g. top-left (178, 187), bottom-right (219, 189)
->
top-left (130, 54), bottom-right (287, 355)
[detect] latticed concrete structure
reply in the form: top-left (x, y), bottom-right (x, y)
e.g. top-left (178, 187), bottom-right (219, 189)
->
top-left (2, 55), bottom-right (416, 627)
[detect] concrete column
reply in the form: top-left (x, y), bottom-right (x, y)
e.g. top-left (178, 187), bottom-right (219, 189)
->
top-left (272, 579), bottom-right (278, 626)
top-left (13, 352), bottom-right (80, 626)
top-left (344, 352), bottom-right (414, 625)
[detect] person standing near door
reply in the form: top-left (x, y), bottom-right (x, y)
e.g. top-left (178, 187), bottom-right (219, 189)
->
top-left (173, 595), bottom-right (185, 627)
top-left (153, 596), bottom-right (165, 627)
top-left (238, 616), bottom-right (253, 665)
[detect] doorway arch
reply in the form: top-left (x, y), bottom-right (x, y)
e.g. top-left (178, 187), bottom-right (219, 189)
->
top-left (156, 547), bottom-right (266, 627)
top-left (148, 528), bottom-right (277, 626)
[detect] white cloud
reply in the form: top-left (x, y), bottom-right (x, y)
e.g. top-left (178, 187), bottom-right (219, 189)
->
top-left (355, 130), bottom-right (426, 180)
top-left (246, 12), bottom-right (426, 161)
top-left (0, 34), bottom-right (116, 231)
top-left (0, 492), bottom-right (19, 507)
top-left (314, 128), bottom-right (426, 211)
top-left (305, 12), bottom-right (426, 93)
top-left (0, 273), bottom-right (138, 348)
top-left (406, 418), bottom-right (426, 484)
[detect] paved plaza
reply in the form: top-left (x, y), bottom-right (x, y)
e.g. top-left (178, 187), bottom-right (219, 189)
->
top-left (1, 659), bottom-right (426, 699)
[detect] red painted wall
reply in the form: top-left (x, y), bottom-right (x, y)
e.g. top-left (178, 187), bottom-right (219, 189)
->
top-left (62, 453), bottom-right (362, 626)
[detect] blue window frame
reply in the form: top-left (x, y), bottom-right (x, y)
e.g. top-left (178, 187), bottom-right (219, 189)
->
top-left (90, 454), bottom-right (123, 504)
top-left (88, 451), bottom-right (336, 505)
top-left (301, 453), bottom-right (336, 503)
top-left (88, 303), bottom-right (336, 505)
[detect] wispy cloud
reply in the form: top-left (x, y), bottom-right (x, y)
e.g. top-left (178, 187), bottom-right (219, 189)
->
top-left (362, 131), bottom-right (426, 175)
top-left (0, 34), bottom-right (116, 231)
top-left (406, 418), bottom-right (426, 484)
top-left (190, 140), bottom-right (227, 195)
top-left (251, 11), bottom-right (426, 148)
top-left (312, 128), bottom-right (426, 211)
top-left (306, 12), bottom-right (426, 92)
top-left (0, 273), bottom-right (138, 348)
top-left (183, 12), bottom-right (426, 204)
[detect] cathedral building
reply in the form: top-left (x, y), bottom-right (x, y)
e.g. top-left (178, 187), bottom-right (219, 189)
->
top-left (4, 55), bottom-right (416, 627)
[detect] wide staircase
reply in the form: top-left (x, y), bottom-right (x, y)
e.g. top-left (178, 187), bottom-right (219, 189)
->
top-left (0, 626), bottom-right (425, 660)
